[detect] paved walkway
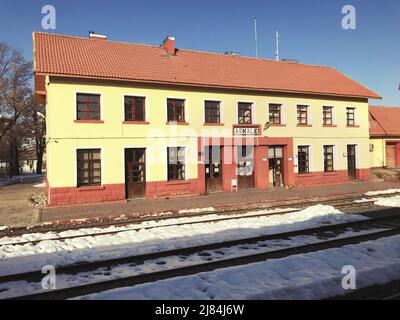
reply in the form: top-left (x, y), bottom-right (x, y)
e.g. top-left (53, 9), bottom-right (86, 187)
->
top-left (41, 181), bottom-right (400, 224)
top-left (0, 182), bottom-right (42, 227)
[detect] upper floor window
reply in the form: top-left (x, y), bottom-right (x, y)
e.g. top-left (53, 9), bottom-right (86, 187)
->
top-left (323, 107), bottom-right (333, 126)
top-left (204, 101), bottom-right (221, 124)
top-left (346, 108), bottom-right (355, 126)
top-left (167, 147), bottom-right (185, 181)
top-left (77, 93), bottom-right (100, 120)
top-left (125, 96), bottom-right (145, 122)
top-left (77, 149), bottom-right (101, 187)
top-left (324, 145), bottom-right (334, 172)
top-left (238, 102), bottom-right (252, 124)
top-left (297, 146), bottom-right (310, 174)
top-left (269, 104), bottom-right (282, 124)
top-left (167, 99), bottom-right (185, 123)
top-left (297, 105), bottom-right (308, 125)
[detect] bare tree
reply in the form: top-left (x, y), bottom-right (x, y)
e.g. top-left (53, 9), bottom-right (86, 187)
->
top-left (0, 42), bottom-right (33, 146)
top-left (23, 101), bottom-right (46, 174)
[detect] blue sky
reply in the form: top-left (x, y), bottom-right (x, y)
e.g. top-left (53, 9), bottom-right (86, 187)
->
top-left (1, 0), bottom-right (399, 105)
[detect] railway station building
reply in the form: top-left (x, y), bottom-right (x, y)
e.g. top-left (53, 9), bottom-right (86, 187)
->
top-left (33, 33), bottom-right (381, 206)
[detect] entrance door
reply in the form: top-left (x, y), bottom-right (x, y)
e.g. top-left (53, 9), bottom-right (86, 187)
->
top-left (268, 146), bottom-right (285, 187)
top-left (386, 143), bottom-right (396, 168)
top-left (347, 145), bottom-right (357, 180)
top-left (125, 148), bottom-right (146, 199)
top-left (237, 145), bottom-right (255, 189)
top-left (205, 146), bottom-right (222, 193)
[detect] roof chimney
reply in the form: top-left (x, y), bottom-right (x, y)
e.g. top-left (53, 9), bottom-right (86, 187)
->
top-left (224, 51), bottom-right (241, 57)
top-left (163, 36), bottom-right (175, 55)
top-left (89, 31), bottom-right (107, 40)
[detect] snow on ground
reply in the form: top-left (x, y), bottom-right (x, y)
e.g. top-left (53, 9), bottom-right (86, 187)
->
top-left (178, 207), bottom-right (216, 214)
top-left (77, 234), bottom-right (400, 300)
top-left (355, 195), bottom-right (400, 207)
top-left (373, 195), bottom-right (400, 208)
top-left (364, 189), bottom-right (400, 196)
top-left (0, 205), bottom-right (366, 277)
top-left (33, 183), bottom-right (46, 188)
top-left (0, 228), bottom-right (383, 299)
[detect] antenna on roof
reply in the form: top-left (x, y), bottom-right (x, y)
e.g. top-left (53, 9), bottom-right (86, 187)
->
top-left (275, 31), bottom-right (280, 61)
top-left (254, 17), bottom-right (258, 58)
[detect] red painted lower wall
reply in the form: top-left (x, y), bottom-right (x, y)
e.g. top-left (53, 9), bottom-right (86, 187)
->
top-left (146, 179), bottom-right (203, 199)
top-left (48, 184), bottom-right (125, 206)
top-left (294, 168), bottom-right (371, 187)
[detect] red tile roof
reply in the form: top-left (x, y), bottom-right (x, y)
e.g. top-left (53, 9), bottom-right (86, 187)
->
top-left (33, 32), bottom-right (381, 99)
top-left (369, 106), bottom-right (400, 137)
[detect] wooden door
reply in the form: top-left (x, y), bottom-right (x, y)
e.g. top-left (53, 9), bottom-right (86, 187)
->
top-left (386, 143), bottom-right (396, 168)
top-left (237, 145), bottom-right (255, 189)
top-left (125, 148), bottom-right (146, 199)
top-left (347, 145), bottom-right (357, 180)
top-left (205, 146), bottom-right (222, 193)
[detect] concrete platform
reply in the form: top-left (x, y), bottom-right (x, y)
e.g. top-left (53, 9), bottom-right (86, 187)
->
top-left (39, 181), bottom-right (400, 225)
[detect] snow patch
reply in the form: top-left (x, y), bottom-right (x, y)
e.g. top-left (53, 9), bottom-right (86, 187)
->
top-left (364, 188), bottom-right (400, 196)
top-left (33, 183), bottom-right (46, 188)
top-left (373, 195), bottom-right (400, 208)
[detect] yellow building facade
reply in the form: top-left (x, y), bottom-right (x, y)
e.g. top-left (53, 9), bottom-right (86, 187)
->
top-left (34, 33), bottom-right (380, 206)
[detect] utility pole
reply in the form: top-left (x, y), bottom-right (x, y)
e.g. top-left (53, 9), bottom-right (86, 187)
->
top-left (254, 17), bottom-right (258, 58)
top-left (275, 31), bottom-right (280, 61)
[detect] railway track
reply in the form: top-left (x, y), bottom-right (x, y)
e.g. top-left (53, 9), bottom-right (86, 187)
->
top-left (3, 213), bottom-right (400, 300)
top-left (1, 192), bottom-right (397, 247)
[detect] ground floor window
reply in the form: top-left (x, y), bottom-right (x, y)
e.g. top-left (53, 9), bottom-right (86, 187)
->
top-left (77, 149), bottom-right (101, 186)
top-left (168, 147), bottom-right (185, 181)
top-left (297, 146), bottom-right (310, 174)
top-left (324, 145), bottom-right (334, 172)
